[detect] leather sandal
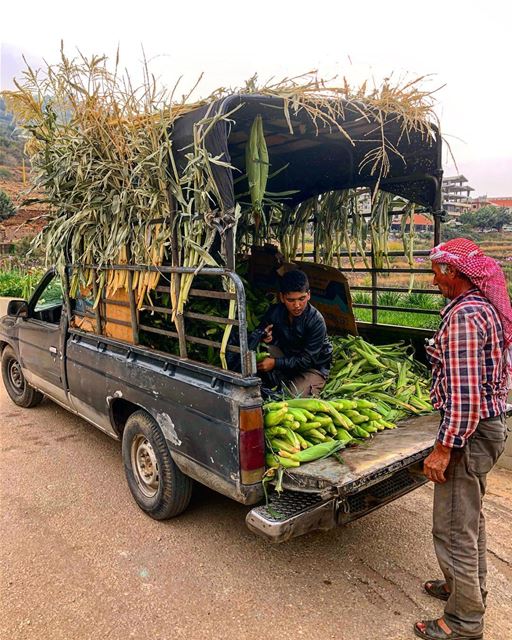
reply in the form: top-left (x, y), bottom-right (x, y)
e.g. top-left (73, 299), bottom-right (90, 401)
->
top-left (414, 619), bottom-right (483, 640)
top-left (424, 579), bottom-right (450, 601)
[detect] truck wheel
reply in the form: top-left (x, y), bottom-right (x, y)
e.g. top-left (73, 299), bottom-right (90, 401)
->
top-left (122, 410), bottom-right (192, 520)
top-left (1, 346), bottom-right (44, 408)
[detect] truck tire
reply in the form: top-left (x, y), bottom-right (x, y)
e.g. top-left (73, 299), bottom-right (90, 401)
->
top-left (1, 346), bottom-right (44, 408)
top-left (122, 410), bottom-right (192, 520)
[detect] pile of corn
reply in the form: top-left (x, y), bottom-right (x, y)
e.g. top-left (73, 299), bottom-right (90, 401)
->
top-left (264, 336), bottom-right (434, 472)
top-left (264, 396), bottom-right (399, 470)
top-left (321, 335), bottom-right (433, 422)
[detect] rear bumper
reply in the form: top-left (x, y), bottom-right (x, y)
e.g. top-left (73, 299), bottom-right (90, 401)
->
top-left (246, 461), bottom-right (427, 543)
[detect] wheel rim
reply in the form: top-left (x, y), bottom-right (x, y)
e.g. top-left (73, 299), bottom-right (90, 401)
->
top-left (130, 434), bottom-right (160, 498)
top-left (8, 359), bottom-right (25, 394)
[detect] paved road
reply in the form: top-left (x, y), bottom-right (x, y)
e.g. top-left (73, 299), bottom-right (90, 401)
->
top-left (1, 385), bottom-right (511, 640)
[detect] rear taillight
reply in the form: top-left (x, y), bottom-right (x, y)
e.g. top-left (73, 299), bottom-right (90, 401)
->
top-left (239, 406), bottom-right (265, 484)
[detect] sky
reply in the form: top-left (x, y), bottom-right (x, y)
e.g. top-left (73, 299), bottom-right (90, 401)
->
top-left (1, 0), bottom-right (511, 196)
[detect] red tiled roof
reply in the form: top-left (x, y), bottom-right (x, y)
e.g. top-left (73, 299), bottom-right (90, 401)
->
top-left (413, 213), bottom-right (433, 226)
top-left (488, 197), bottom-right (512, 207)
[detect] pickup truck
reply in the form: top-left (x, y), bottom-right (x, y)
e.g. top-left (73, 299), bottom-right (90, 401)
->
top-left (0, 265), bottom-right (440, 543)
top-left (0, 92), bottom-right (446, 542)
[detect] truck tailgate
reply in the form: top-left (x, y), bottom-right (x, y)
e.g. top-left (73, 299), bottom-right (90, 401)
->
top-left (246, 413), bottom-right (439, 542)
top-left (281, 412), bottom-right (439, 495)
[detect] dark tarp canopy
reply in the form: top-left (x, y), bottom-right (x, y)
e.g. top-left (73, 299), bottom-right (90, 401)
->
top-left (170, 93), bottom-right (443, 216)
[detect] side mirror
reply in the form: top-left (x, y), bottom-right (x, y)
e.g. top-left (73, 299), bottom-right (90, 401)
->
top-left (7, 299), bottom-right (28, 319)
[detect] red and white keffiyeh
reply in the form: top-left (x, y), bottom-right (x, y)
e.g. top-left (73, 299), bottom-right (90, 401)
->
top-left (430, 237), bottom-right (512, 349)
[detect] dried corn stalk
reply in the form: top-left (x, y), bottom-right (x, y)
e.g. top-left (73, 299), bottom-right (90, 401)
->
top-left (3, 51), bottom-right (440, 367)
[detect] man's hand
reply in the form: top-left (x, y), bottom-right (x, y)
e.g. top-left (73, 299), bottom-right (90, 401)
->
top-left (262, 324), bottom-right (273, 344)
top-left (423, 441), bottom-right (452, 483)
top-left (257, 357), bottom-right (276, 373)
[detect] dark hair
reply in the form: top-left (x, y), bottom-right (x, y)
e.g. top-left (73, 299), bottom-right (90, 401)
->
top-left (279, 270), bottom-right (309, 294)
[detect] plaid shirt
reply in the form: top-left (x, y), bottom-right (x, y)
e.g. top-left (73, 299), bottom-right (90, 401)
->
top-left (426, 288), bottom-right (508, 448)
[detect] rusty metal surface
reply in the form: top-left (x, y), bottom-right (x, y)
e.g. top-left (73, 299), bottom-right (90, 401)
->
top-left (284, 413), bottom-right (440, 492)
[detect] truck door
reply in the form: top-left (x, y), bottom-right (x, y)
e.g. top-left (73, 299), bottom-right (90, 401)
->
top-left (18, 270), bottom-right (69, 406)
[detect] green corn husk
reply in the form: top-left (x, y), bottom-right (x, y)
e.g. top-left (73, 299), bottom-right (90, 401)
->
top-left (345, 410), bottom-right (369, 424)
top-left (265, 426), bottom-right (288, 437)
top-left (295, 432), bottom-right (312, 449)
top-left (358, 408), bottom-right (383, 421)
top-left (313, 414), bottom-right (334, 427)
top-left (264, 408), bottom-right (288, 427)
top-left (284, 428), bottom-right (301, 450)
top-left (266, 453), bottom-right (300, 469)
top-left (270, 438), bottom-right (299, 454)
top-left (352, 425), bottom-right (371, 439)
top-left (307, 428), bottom-right (326, 441)
top-left (264, 402), bottom-right (289, 412)
top-left (292, 440), bottom-right (344, 463)
top-left (368, 420), bottom-right (385, 431)
top-left (297, 421), bottom-right (323, 432)
top-left (355, 399), bottom-right (377, 410)
top-left (335, 428), bottom-right (355, 444)
top-left (286, 408), bottom-right (308, 424)
top-left (379, 419), bottom-right (398, 429)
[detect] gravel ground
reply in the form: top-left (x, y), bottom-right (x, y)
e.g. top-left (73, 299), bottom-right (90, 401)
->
top-left (1, 384), bottom-right (511, 640)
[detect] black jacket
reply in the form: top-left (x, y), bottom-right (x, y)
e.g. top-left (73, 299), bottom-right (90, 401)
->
top-left (252, 303), bottom-right (332, 377)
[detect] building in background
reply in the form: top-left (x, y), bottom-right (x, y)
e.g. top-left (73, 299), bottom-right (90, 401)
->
top-left (487, 197), bottom-right (512, 213)
top-left (469, 195), bottom-right (490, 211)
top-left (442, 175), bottom-right (475, 216)
top-left (357, 190), bottom-right (372, 215)
top-left (467, 195), bottom-right (512, 214)
top-left (390, 212), bottom-right (433, 233)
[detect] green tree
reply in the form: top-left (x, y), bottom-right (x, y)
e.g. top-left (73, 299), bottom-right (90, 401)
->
top-left (0, 189), bottom-right (16, 220)
top-left (458, 205), bottom-right (511, 231)
top-left (492, 207), bottom-right (512, 231)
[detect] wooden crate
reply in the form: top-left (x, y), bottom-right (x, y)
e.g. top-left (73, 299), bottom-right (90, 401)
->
top-left (104, 287), bottom-right (134, 343)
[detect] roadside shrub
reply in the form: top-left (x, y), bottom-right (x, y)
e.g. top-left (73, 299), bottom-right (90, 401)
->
top-left (0, 270), bottom-right (25, 297)
top-left (0, 189), bottom-right (16, 220)
top-left (0, 268), bottom-right (44, 298)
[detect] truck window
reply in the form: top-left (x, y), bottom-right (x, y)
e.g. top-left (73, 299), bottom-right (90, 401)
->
top-left (32, 276), bottom-right (64, 324)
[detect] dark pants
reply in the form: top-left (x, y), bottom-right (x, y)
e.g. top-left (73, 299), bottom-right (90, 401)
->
top-left (266, 345), bottom-right (327, 397)
top-left (432, 414), bottom-right (507, 637)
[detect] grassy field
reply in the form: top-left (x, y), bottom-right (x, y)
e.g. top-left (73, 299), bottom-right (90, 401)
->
top-left (351, 289), bottom-right (443, 330)
top-left (353, 308), bottom-right (440, 330)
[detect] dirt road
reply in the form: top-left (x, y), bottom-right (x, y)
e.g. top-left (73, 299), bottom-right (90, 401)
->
top-left (1, 385), bottom-right (511, 640)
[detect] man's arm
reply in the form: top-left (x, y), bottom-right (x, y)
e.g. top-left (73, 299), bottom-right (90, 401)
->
top-left (423, 441), bottom-right (452, 483)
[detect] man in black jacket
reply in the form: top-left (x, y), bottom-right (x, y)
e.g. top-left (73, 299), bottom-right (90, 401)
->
top-left (252, 270), bottom-right (332, 396)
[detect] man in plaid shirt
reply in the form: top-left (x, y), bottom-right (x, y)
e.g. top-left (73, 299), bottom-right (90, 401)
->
top-left (414, 239), bottom-right (511, 640)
